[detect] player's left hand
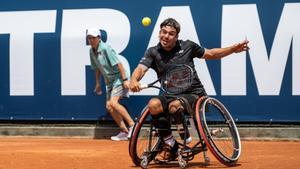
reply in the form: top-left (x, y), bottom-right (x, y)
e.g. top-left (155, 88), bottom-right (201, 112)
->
top-left (233, 39), bottom-right (250, 53)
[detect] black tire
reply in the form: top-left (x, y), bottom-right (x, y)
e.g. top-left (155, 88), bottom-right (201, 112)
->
top-left (129, 106), bottom-right (162, 166)
top-left (195, 96), bottom-right (241, 166)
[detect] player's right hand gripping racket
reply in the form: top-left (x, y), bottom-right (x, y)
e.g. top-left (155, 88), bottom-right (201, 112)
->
top-left (140, 64), bottom-right (194, 94)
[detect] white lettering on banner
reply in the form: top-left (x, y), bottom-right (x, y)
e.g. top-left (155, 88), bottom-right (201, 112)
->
top-left (1, 4), bottom-right (298, 96)
top-left (61, 9), bottom-right (130, 95)
top-left (222, 3), bottom-right (300, 96)
top-left (0, 10), bottom-right (56, 96)
top-left (288, 4), bottom-right (300, 96)
top-left (131, 6), bottom-right (216, 96)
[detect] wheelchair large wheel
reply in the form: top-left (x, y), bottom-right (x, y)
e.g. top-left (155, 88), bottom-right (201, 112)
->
top-left (129, 106), bottom-right (162, 167)
top-left (195, 96), bottom-right (241, 166)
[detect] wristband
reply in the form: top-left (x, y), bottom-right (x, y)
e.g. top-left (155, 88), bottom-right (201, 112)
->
top-left (122, 78), bottom-right (128, 81)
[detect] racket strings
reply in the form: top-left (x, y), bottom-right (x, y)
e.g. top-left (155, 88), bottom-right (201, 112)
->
top-left (163, 65), bottom-right (193, 94)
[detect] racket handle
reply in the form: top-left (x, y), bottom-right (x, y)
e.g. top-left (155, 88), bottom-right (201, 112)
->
top-left (140, 84), bottom-right (148, 89)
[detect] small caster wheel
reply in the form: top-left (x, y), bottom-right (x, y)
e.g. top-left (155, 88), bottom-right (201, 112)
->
top-left (178, 149), bottom-right (187, 169)
top-left (140, 155), bottom-right (148, 169)
top-left (179, 158), bottom-right (187, 169)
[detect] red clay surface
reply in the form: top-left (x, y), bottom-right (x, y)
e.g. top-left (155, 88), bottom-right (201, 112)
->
top-left (0, 137), bottom-right (299, 169)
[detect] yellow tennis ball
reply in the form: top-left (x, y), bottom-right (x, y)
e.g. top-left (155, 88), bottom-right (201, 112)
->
top-left (142, 17), bottom-right (151, 27)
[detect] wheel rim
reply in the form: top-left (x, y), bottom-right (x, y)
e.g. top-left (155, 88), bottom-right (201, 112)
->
top-left (195, 97), bottom-right (241, 166)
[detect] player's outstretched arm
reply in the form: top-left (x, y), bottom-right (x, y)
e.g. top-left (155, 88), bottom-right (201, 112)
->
top-left (130, 64), bottom-right (148, 92)
top-left (203, 39), bottom-right (249, 60)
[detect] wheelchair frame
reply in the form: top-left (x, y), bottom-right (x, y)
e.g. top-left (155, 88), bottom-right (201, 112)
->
top-left (129, 96), bottom-right (241, 169)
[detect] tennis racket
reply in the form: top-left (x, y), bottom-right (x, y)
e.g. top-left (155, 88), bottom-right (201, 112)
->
top-left (141, 64), bottom-right (194, 94)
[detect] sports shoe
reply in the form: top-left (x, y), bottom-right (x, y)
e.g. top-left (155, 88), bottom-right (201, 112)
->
top-left (110, 131), bottom-right (128, 141)
top-left (127, 126), bottom-right (134, 138)
top-left (155, 141), bottom-right (178, 162)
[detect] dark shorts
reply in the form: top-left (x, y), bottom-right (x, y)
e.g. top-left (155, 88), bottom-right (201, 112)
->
top-left (154, 93), bottom-right (203, 115)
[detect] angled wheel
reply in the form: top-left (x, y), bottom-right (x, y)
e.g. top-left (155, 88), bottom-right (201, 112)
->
top-left (129, 106), bottom-right (162, 166)
top-left (195, 97), bottom-right (241, 166)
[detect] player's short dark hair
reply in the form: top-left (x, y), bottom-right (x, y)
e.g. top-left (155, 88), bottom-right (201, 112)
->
top-left (160, 18), bottom-right (181, 34)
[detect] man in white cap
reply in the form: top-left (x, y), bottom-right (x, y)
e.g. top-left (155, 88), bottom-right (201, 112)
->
top-left (87, 28), bottom-right (134, 141)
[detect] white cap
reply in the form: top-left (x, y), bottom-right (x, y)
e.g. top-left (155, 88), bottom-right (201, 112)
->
top-left (86, 28), bottom-right (100, 37)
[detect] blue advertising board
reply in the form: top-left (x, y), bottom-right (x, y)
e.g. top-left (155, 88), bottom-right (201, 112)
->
top-left (0, 0), bottom-right (299, 122)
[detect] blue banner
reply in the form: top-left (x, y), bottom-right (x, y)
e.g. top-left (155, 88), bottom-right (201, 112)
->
top-left (0, 0), bottom-right (299, 122)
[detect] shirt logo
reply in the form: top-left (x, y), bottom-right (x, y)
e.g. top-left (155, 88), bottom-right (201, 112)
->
top-left (140, 57), bottom-right (146, 63)
top-left (178, 50), bottom-right (184, 54)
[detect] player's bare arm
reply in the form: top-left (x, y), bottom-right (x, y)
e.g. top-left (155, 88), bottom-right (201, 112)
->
top-left (130, 64), bottom-right (148, 92)
top-left (202, 39), bottom-right (249, 59)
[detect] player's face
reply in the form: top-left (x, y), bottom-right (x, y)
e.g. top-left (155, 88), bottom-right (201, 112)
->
top-left (159, 26), bottom-right (178, 51)
top-left (87, 35), bottom-right (100, 49)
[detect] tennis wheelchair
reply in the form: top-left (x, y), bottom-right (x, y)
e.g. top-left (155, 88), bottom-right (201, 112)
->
top-left (128, 96), bottom-right (241, 169)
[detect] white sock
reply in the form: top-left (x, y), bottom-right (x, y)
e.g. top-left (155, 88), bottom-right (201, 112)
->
top-left (163, 134), bottom-right (175, 147)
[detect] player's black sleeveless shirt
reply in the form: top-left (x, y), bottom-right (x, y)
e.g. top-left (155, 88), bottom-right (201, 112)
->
top-left (139, 40), bottom-right (206, 95)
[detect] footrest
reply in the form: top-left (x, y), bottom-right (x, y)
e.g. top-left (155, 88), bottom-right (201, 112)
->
top-left (179, 146), bottom-right (207, 161)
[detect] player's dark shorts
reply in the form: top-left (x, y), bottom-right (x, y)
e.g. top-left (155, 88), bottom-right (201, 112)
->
top-left (154, 92), bottom-right (206, 116)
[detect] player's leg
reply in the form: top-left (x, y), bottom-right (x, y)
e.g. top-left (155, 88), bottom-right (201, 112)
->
top-left (168, 99), bottom-right (189, 143)
top-left (148, 96), bottom-right (178, 162)
top-left (168, 94), bottom-right (199, 144)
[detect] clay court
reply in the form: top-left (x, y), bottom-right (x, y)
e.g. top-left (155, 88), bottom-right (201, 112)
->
top-left (0, 137), bottom-right (299, 169)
